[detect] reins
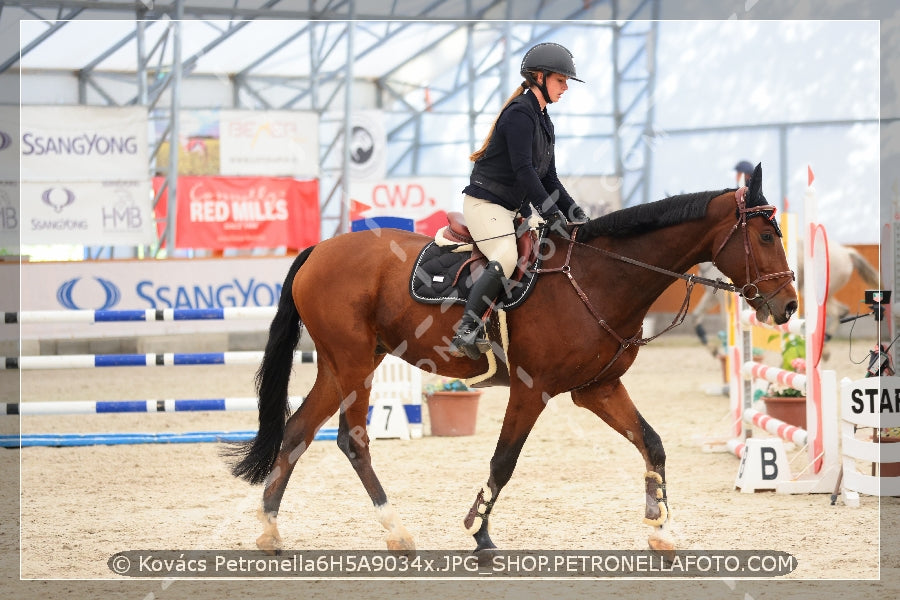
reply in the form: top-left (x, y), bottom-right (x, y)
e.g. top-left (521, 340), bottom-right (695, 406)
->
top-left (532, 187), bottom-right (795, 390)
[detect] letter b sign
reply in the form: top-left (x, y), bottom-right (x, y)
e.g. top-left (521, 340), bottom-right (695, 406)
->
top-left (735, 438), bottom-right (790, 493)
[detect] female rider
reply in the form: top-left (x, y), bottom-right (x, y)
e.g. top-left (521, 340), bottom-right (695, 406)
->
top-left (449, 42), bottom-right (589, 360)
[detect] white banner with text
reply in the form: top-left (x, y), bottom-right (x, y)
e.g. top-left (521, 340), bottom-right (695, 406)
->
top-left (21, 105), bottom-right (149, 182)
top-left (20, 180), bottom-right (156, 245)
top-left (219, 110), bottom-right (320, 178)
top-left (14, 256), bottom-right (295, 339)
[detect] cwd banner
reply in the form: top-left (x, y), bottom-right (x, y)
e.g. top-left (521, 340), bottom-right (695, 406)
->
top-left (349, 177), bottom-right (461, 237)
top-left (153, 176), bottom-right (320, 250)
top-left (219, 110), bottom-right (319, 178)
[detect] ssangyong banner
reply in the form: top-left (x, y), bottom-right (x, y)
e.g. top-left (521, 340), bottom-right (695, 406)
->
top-left (219, 110), bottom-right (319, 178)
top-left (20, 179), bottom-right (156, 245)
top-left (153, 176), bottom-right (320, 250)
top-left (21, 106), bottom-right (149, 181)
top-left (21, 256), bottom-right (292, 311)
top-left (349, 177), bottom-right (462, 237)
top-left (17, 256), bottom-right (295, 339)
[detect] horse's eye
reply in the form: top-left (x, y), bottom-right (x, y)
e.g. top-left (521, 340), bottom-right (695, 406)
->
top-left (760, 232), bottom-right (775, 243)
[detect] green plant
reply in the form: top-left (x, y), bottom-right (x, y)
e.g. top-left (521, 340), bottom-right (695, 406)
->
top-left (766, 383), bottom-right (805, 398)
top-left (423, 377), bottom-right (472, 394)
top-left (767, 332), bottom-right (805, 371)
top-left (765, 332), bottom-right (806, 398)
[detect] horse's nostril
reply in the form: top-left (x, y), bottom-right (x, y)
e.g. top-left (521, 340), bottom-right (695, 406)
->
top-left (785, 300), bottom-right (798, 318)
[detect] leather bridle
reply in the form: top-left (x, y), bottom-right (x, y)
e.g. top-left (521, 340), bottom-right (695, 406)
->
top-left (532, 187), bottom-right (796, 389)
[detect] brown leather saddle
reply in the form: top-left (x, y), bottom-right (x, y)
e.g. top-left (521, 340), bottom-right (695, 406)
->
top-left (409, 212), bottom-right (542, 310)
top-left (438, 211), bottom-right (538, 286)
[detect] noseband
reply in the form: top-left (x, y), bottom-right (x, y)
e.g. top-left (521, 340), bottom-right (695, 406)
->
top-left (711, 187), bottom-right (795, 310)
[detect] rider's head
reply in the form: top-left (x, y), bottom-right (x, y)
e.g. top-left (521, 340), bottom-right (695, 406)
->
top-left (520, 43), bottom-right (583, 105)
top-left (734, 160), bottom-right (754, 186)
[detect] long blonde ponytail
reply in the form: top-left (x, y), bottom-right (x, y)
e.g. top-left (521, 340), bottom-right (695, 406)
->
top-left (469, 82), bottom-right (530, 162)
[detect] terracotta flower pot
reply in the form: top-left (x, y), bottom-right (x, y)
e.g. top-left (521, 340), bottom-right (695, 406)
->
top-left (762, 395), bottom-right (806, 429)
top-left (426, 391), bottom-right (481, 436)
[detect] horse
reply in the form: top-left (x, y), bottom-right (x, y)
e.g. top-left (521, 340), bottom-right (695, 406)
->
top-left (690, 240), bottom-right (879, 356)
top-left (225, 163), bottom-right (797, 555)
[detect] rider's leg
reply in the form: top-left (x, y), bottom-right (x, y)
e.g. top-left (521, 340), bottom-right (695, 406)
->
top-left (449, 261), bottom-right (506, 359)
top-left (449, 196), bottom-right (518, 360)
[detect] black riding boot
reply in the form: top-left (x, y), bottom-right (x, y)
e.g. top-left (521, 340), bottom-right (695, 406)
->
top-left (449, 261), bottom-right (506, 360)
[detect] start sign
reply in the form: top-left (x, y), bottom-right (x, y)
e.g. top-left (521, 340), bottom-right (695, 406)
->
top-left (841, 376), bottom-right (900, 430)
top-left (838, 375), bottom-right (900, 501)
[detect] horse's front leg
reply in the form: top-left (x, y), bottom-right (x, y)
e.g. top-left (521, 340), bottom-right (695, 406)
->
top-left (464, 384), bottom-right (547, 553)
top-left (571, 380), bottom-right (676, 554)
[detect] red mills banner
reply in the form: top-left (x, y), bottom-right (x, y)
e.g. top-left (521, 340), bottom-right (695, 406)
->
top-left (153, 176), bottom-right (320, 250)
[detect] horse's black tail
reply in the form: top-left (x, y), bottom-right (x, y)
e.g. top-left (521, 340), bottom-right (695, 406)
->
top-left (223, 245), bottom-right (316, 484)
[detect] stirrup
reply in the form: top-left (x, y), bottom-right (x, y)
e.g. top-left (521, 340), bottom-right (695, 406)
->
top-left (449, 326), bottom-right (489, 360)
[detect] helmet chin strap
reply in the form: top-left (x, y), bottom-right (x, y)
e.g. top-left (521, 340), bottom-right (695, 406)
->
top-left (526, 71), bottom-right (553, 104)
top-left (537, 70), bottom-right (553, 104)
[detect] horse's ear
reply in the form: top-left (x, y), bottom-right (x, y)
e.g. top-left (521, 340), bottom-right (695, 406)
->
top-left (747, 162), bottom-right (763, 201)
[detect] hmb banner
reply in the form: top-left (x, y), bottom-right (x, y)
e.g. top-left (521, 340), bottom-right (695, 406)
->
top-left (20, 106), bottom-right (155, 245)
top-left (153, 176), bottom-right (320, 250)
top-left (21, 180), bottom-right (154, 246)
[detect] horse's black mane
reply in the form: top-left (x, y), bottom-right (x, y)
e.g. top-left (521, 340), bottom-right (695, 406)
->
top-left (576, 188), bottom-right (739, 242)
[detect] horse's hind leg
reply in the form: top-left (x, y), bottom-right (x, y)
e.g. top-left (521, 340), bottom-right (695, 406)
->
top-left (571, 381), bottom-right (676, 553)
top-left (257, 369), bottom-right (342, 553)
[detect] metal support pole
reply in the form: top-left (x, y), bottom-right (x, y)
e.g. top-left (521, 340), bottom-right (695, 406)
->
top-left (611, 19), bottom-right (624, 187)
top-left (466, 20), bottom-right (475, 155)
top-left (778, 125), bottom-right (788, 212)
top-left (309, 2), bottom-right (319, 111)
top-left (165, 2), bottom-right (183, 254)
top-left (641, 15), bottom-right (659, 206)
top-left (339, 4), bottom-right (355, 235)
top-left (135, 18), bottom-right (148, 106)
top-left (502, 12), bottom-right (512, 95)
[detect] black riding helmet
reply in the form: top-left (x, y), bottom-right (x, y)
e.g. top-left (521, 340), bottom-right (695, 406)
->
top-left (520, 42), bottom-right (583, 104)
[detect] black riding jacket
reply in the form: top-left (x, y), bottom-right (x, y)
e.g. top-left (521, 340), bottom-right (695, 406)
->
top-left (463, 90), bottom-right (576, 219)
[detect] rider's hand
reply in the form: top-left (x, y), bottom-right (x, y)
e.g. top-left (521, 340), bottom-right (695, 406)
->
top-left (569, 205), bottom-right (589, 223)
top-left (542, 211), bottom-right (569, 238)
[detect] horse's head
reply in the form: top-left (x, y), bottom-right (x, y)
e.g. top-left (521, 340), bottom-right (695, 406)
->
top-left (710, 163), bottom-right (798, 325)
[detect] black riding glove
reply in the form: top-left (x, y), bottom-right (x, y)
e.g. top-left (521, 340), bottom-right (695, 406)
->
top-left (542, 211), bottom-right (569, 238)
top-left (569, 204), bottom-right (589, 223)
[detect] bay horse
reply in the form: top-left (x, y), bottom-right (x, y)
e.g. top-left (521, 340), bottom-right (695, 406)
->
top-left (226, 163), bottom-right (797, 554)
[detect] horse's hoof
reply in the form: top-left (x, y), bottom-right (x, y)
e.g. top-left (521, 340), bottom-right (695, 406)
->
top-left (256, 533), bottom-right (283, 555)
top-left (386, 536), bottom-right (416, 554)
top-left (648, 532), bottom-right (676, 561)
top-left (472, 547), bottom-right (499, 569)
